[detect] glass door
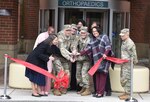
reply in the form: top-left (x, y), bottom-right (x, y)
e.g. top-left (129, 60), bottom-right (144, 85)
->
top-left (61, 9), bottom-right (108, 35)
top-left (112, 12), bottom-right (130, 57)
top-left (86, 12), bottom-right (104, 32)
top-left (64, 8), bottom-right (83, 24)
top-left (39, 9), bottom-right (55, 33)
top-left (58, 8), bottom-right (83, 31)
top-left (49, 9), bottom-right (55, 28)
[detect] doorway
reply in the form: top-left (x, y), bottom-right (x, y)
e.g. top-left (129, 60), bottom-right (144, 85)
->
top-left (59, 8), bottom-right (108, 33)
top-left (112, 12), bottom-right (130, 58)
top-left (39, 9), bottom-right (55, 33)
top-left (60, 8), bottom-right (108, 90)
top-left (86, 11), bottom-right (104, 33)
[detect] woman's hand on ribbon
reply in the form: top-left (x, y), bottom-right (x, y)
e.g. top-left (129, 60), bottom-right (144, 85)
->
top-left (102, 54), bottom-right (107, 59)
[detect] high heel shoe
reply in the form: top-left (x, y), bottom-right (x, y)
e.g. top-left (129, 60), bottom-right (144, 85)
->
top-left (96, 94), bottom-right (104, 98)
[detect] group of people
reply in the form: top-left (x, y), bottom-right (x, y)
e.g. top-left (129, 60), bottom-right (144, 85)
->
top-left (25, 20), bottom-right (138, 100)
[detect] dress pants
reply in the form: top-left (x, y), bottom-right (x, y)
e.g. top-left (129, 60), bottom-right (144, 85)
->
top-left (93, 72), bottom-right (111, 93)
top-left (95, 72), bottom-right (107, 94)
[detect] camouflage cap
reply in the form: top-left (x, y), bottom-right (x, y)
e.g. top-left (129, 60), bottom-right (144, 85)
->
top-left (63, 24), bottom-right (72, 30)
top-left (71, 24), bottom-right (77, 30)
top-left (119, 28), bottom-right (129, 36)
top-left (80, 26), bottom-right (88, 32)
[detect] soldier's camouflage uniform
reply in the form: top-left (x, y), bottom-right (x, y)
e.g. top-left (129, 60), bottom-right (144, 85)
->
top-left (121, 38), bottom-right (138, 93)
top-left (53, 32), bottom-right (72, 79)
top-left (73, 35), bottom-right (91, 88)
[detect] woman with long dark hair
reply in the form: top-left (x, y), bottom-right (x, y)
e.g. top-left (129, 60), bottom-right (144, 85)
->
top-left (25, 34), bottom-right (62, 97)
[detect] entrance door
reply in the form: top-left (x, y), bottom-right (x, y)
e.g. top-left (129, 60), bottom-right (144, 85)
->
top-left (62, 9), bottom-right (108, 34)
top-left (64, 9), bottom-right (83, 24)
top-left (112, 12), bottom-right (130, 57)
top-left (39, 9), bottom-right (55, 33)
top-left (86, 11), bottom-right (105, 33)
top-left (60, 8), bottom-right (108, 90)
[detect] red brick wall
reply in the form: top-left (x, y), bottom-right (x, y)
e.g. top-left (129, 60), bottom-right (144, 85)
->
top-left (130, 0), bottom-right (150, 44)
top-left (0, 0), bottom-right (18, 44)
top-left (23, 0), bottom-right (39, 39)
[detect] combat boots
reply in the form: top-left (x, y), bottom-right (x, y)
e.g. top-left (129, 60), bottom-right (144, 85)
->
top-left (53, 89), bottom-right (61, 96)
top-left (77, 87), bottom-right (85, 94)
top-left (81, 88), bottom-right (91, 96)
top-left (60, 88), bottom-right (67, 94)
top-left (118, 93), bottom-right (129, 100)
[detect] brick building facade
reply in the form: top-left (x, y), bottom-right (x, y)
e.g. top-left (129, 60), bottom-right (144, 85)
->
top-left (0, 0), bottom-right (150, 68)
top-left (0, 0), bottom-right (18, 68)
top-left (130, 0), bottom-right (150, 61)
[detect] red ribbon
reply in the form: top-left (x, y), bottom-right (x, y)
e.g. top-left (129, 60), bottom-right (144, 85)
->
top-left (88, 57), bottom-right (129, 76)
top-left (5, 55), bottom-right (69, 89)
top-left (54, 70), bottom-right (69, 89)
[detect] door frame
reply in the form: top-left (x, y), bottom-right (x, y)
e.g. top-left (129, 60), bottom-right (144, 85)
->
top-left (58, 8), bottom-right (109, 34)
top-left (83, 9), bottom-right (109, 35)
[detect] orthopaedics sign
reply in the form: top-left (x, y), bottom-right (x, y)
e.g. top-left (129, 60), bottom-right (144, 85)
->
top-left (58, 0), bottom-right (108, 8)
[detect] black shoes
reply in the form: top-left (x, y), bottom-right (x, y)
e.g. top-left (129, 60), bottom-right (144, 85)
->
top-left (92, 93), bottom-right (97, 97)
top-left (92, 93), bottom-right (103, 98)
top-left (105, 91), bottom-right (112, 96)
top-left (39, 94), bottom-right (48, 96)
top-left (96, 94), bottom-right (104, 98)
top-left (31, 94), bottom-right (41, 97)
top-left (32, 93), bottom-right (48, 97)
top-left (92, 91), bottom-right (111, 98)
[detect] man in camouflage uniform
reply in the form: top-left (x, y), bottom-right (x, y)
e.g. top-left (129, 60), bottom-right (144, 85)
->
top-left (70, 24), bottom-right (80, 51)
top-left (72, 26), bottom-right (91, 96)
top-left (69, 24), bottom-right (80, 91)
top-left (53, 24), bottom-right (73, 96)
top-left (71, 24), bottom-right (78, 35)
top-left (118, 28), bottom-right (138, 100)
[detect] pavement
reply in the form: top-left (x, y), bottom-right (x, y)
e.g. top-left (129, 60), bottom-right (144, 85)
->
top-left (0, 83), bottom-right (150, 102)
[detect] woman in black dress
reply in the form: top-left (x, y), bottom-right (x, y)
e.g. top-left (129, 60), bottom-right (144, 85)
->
top-left (25, 34), bottom-right (62, 97)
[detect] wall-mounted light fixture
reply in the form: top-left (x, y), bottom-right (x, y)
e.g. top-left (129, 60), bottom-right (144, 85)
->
top-left (0, 9), bottom-right (11, 16)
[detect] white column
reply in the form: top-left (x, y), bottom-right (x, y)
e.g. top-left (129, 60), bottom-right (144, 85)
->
top-left (109, 9), bottom-right (113, 42)
top-left (59, 8), bottom-right (65, 31)
top-left (55, 8), bottom-right (58, 33)
top-left (103, 11), bottom-right (108, 34)
top-left (41, 10), bottom-right (45, 32)
top-left (83, 9), bottom-right (86, 21)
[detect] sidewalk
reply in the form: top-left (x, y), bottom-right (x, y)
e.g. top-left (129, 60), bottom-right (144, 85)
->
top-left (0, 84), bottom-right (150, 102)
top-left (0, 69), bottom-right (150, 102)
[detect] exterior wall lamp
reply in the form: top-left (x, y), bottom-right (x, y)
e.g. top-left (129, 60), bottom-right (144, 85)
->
top-left (0, 9), bottom-right (11, 16)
